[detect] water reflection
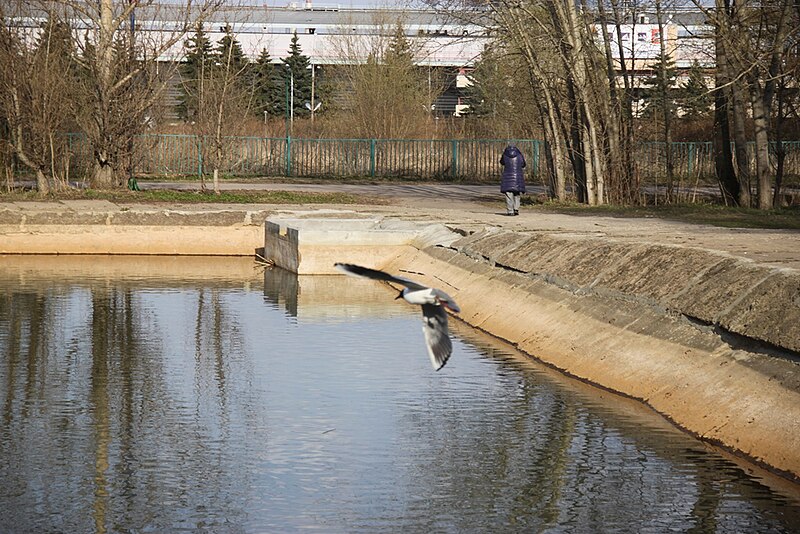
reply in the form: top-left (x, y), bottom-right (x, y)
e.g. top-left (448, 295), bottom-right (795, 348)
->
top-left (1, 256), bottom-right (799, 533)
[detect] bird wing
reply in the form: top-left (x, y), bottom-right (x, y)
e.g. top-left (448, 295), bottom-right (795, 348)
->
top-left (431, 288), bottom-right (460, 313)
top-left (421, 303), bottom-right (453, 371)
top-left (334, 263), bottom-right (426, 290)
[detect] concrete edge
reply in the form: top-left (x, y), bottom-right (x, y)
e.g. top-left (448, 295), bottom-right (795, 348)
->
top-left (453, 229), bottom-right (800, 355)
top-left (377, 243), bottom-right (800, 483)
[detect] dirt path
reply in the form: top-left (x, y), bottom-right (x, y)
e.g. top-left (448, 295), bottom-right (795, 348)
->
top-left (4, 181), bottom-right (800, 269)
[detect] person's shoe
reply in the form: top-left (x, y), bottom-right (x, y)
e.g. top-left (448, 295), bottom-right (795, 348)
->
top-left (506, 212), bottom-right (514, 216)
top-left (514, 210), bottom-right (519, 215)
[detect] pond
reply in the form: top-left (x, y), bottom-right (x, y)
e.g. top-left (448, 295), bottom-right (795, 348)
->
top-left (1, 256), bottom-right (799, 533)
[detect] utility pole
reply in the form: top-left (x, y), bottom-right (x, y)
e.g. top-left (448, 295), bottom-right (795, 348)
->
top-left (310, 64), bottom-right (316, 123)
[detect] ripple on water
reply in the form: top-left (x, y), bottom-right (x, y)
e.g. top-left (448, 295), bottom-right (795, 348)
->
top-left (0, 260), bottom-right (799, 533)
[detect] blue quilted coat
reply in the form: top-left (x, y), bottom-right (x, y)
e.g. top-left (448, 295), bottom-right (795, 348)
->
top-left (500, 145), bottom-right (526, 193)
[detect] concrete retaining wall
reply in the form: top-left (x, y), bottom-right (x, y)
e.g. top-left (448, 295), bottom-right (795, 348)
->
top-left (374, 230), bottom-right (800, 481)
top-left (0, 206), bottom-right (269, 255)
top-left (4, 204), bottom-right (799, 481)
top-left (451, 228), bottom-right (800, 353)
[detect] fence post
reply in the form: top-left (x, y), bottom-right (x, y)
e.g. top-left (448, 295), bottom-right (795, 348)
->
top-left (451, 139), bottom-right (458, 178)
top-left (286, 136), bottom-right (292, 177)
top-left (370, 139), bottom-right (376, 178)
top-left (197, 136), bottom-right (203, 177)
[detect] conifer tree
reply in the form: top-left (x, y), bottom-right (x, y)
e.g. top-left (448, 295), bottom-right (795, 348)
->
top-left (177, 23), bottom-right (213, 120)
top-left (639, 53), bottom-right (678, 119)
top-left (385, 23), bottom-right (414, 67)
top-left (680, 61), bottom-right (711, 117)
top-left (461, 44), bottom-right (510, 118)
top-left (215, 24), bottom-right (248, 76)
top-left (279, 32), bottom-right (312, 117)
top-left (254, 47), bottom-right (282, 116)
top-left (383, 23), bottom-right (421, 100)
top-left (36, 18), bottom-right (74, 63)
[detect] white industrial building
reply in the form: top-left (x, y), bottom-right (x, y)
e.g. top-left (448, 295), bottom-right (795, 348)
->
top-left (6, 2), bottom-right (714, 116)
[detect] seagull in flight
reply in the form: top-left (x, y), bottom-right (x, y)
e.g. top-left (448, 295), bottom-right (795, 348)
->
top-left (334, 263), bottom-right (461, 371)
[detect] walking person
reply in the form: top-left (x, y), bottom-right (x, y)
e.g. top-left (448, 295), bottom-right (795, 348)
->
top-left (500, 143), bottom-right (526, 216)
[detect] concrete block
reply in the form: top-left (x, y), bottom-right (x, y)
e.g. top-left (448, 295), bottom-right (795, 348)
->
top-left (263, 217), bottom-right (457, 274)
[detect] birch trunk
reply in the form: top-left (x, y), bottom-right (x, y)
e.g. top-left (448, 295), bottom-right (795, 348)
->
top-left (750, 92), bottom-right (773, 209)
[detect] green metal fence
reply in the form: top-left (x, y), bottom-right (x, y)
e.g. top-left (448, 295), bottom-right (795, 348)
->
top-left (637, 141), bottom-right (800, 181)
top-left (64, 134), bottom-right (543, 181)
top-left (61, 134), bottom-right (800, 183)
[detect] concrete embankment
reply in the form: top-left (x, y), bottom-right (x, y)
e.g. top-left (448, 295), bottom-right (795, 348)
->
top-left (2, 200), bottom-right (799, 482)
top-left (377, 230), bottom-right (800, 482)
top-left (0, 201), bottom-right (270, 255)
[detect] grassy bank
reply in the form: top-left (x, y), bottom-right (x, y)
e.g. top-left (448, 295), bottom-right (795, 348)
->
top-left (0, 188), bottom-right (382, 206)
top-left (526, 199), bottom-right (800, 230)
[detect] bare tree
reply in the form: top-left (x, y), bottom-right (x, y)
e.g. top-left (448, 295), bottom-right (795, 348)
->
top-left (487, 3), bottom-right (570, 200)
top-left (327, 13), bottom-right (439, 139)
top-left (27, 0), bottom-right (223, 189)
top-left (712, 27), bottom-right (741, 206)
top-left (701, 0), bottom-right (798, 208)
top-left (0, 2), bottom-right (78, 194)
top-left (437, 0), bottom-right (634, 205)
top-left (187, 23), bottom-right (255, 194)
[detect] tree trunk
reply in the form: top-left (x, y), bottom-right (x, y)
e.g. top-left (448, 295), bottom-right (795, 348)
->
top-left (730, 81), bottom-right (752, 207)
top-left (535, 97), bottom-right (567, 200)
top-left (93, 157), bottom-right (115, 189)
top-left (13, 143), bottom-right (50, 195)
top-left (655, 0), bottom-right (674, 202)
top-left (596, 0), bottom-right (625, 204)
top-left (750, 0), bottom-right (790, 209)
top-left (88, 0), bottom-right (119, 189)
top-left (773, 82), bottom-right (787, 207)
top-left (610, 0), bottom-right (637, 203)
top-left (567, 78), bottom-right (587, 203)
top-left (713, 83), bottom-right (738, 205)
top-left (35, 168), bottom-right (50, 195)
top-left (750, 88), bottom-right (773, 209)
top-left (585, 103), bottom-right (605, 205)
top-left (712, 0), bottom-right (740, 205)
top-left (582, 120), bottom-right (597, 205)
top-left (12, 137), bottom-right (50, 195)
top-left (550, 0), bottom-right (601, 204)
top-left (524, 54), bottom-right (567, 200)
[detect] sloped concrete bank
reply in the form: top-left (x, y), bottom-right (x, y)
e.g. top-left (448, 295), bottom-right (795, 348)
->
top-left (377, 229), bottom-right (800, 482)
top-left (3, 202), bottom-right (800, 482)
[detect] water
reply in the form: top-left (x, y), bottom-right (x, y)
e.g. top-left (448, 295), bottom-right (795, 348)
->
top-left (1, 255), bottom-right (799, 533)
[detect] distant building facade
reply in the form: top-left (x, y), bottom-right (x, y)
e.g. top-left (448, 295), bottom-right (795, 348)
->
top-left (6, 2), bottom-right (715, 117)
